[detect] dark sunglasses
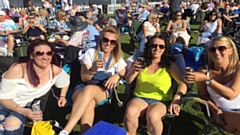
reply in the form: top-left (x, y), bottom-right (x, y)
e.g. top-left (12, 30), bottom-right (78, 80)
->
top-left (210, 14), bottom-right (217, 16)
top-left (176, 14), bottom-right (182, 16)
top-left (208, 46), bottom-right (230, 53)
top-left (35, 51), bottom-right (54, 56)
top-left (151, 44), bottom-right (165, 49)
top-left (102, 37), bottom-right (118, 46)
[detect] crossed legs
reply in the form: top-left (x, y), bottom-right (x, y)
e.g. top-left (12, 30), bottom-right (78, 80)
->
top-left (62, 85), bottom-right (109, 134)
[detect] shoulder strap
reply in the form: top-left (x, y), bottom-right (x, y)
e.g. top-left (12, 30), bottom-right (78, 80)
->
top-left (21, 64), bottom-right (25, 78)
top-left (205, 65), bottom-right (209, 77)
top-left (105, 56), bottom-right (112, 70)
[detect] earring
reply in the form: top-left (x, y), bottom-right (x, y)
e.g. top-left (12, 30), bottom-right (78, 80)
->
top-left (30, 57), bottom-right (33, 59)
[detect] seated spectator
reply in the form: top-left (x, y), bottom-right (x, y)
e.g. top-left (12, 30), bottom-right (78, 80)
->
top-left (27, 1), bottom-right (38, 15)
top-left (70, 4), bottom-right (79, 18)
top-left (36, 8), bottom-right (48, 27)
top-left (166, 11), bottom-right (191, 47)
top-left (137, 13), bottom-right (160, 52)
top-left (188, 0), bottom-right (200, 16)
top-left (0, 11), bottom-right (19, 57)
top-left (198, 10), bottom-right (222, 43)
top-left (184, 36), bottom-right (240, 134)
top-left (49, 9), bottom-right (71, 38)
top-left (56, 16), bottom-right (99, 49)
top-left (91, 4), bottom-right (99, 18)
top-left (115, 7), bottom-right (128, 23)
top-left (207, 0), bottom-right (215, 11)
top-left (22, 14), bottom-right (47, 41)
top-left (42, 0), bottom-right (54, 16)
top-left (55, 0), bottom-right (62, 13)
top-left (18, 9), bottom-right (28, 27)
top-left (230, 2), bottom-right (238, 12)
top-left (9, 6), bottom-right (19, 17)
top-left (220, 4), bottom-right (238, 29)
top-left (160, 1), bottom-right (169, 14)
top-left (0, 39), bottom-right (69, 135)
top-left (61, 0), bottom-right (70, 15)
top-left (58, 26), bottom-right (126, 135)
top-left (137, 4), bottom-right (150, 22)
top-left (124, 35), bottom-right (187, 135)
top-left (85, 8), bottom-right (98, 25)
top-left (94, 14), bottom-right (117, 31)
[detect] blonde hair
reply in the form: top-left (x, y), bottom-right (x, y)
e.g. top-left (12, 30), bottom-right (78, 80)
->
top-left (208, 36), bottom-right (239, 77)
top-left (38, 8), bottom-right (48, 17)
top-left (94, 26), bottom-right (122, 68)
top-left (148, 13), bottom-right (157, 23)
top-left (56, 10), bottom-right (66, 21)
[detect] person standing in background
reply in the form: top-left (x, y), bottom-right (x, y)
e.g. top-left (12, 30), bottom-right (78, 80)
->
top-left (0, 0), bottom-right (10, 10)
top-left (169, 0), bottom-right (182, 18)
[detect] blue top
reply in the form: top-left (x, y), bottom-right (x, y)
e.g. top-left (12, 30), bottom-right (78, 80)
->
top-left (139, 10), bottom-right (150, 21)
top-left (85, 24), bottom-right (100, 49)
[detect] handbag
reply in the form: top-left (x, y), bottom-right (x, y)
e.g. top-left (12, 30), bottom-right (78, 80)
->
top-left (31, 120), bottom-right (57, 135)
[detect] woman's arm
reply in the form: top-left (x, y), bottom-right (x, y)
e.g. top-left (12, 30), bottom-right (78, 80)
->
top-left (22, 23), bottom-right (30, 34)
top-left (217, 18), bottom-right (222, 34)
top-left (175, 20), bottom-right (187, 32)
top-left (80, 63), bottom-right (95, 82)
top-left (208, 64), bottom-right (240, 100)
top-left (143, 25), bottom-right (147, 38)
top-left (165, 20), bottom-right (172, 32)
top-left (197, 67), bottom-right (222, 115)
top-left (199, 21), bottom-right (207, 31)
top-left (168, 62), bottom-right (187, 100)
top-left (155, 22), bottom-right (160, 33)
top-left (125, 61), bottom-right (140, 84)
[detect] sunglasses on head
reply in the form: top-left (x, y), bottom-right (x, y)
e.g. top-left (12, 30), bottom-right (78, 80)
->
top-left (35, 51), bottom-right (54, 56)
top-left (102, 37), bottom-right (118, 46)
top-left (208, 46), bottom-right (230, 53)
top-left (151, 44), bottom-right (165, 49)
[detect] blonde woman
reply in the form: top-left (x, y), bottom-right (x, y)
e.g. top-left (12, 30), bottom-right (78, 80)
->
top-left (49, 10), bottom-right (70, 33)
top-left (184, 36), bottom-right (240, 134)
top-left (37, 8), bottom-right (48, 27)
top-left (137, 13), bottom-right (160, 51)
top-left (59, 26), bottom-right (126, 135)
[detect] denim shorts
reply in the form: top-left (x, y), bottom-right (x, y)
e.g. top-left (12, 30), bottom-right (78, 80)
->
top-left (0, 36), bottom-right (8, 42)
top-left (70, 82), bottom-right (113, 107)
top-left (133, 96), bottom-right (171, 107)
top-left (0, 105), bottom-right (26, 135)
top-left (220, 108), bottom-right (240, 112)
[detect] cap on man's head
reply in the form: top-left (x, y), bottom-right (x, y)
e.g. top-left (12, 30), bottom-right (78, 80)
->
top-left (0, 11), bottom-right (5, 16)
top-left (92, 4), bottom-right (97, 7)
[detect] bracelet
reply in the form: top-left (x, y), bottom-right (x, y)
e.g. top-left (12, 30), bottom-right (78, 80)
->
top-left (88, 69), bottom-right (96, 75)
top-left (60, 96), bottom-right (66, 98)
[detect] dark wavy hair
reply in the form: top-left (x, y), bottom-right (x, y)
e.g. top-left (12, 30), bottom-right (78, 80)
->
top-left (144, 35), bottom-right (175, 69)
top-left (18, 39), bottom-right (59, 87)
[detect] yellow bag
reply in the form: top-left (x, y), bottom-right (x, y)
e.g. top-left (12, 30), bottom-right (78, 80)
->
top-left (31, 120), bottom-right (56, 135)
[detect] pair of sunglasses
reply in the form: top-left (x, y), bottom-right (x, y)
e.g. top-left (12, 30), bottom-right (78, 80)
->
top-left (102, 37), bottom-right (118, 46)
top-left (35, 51), bottom-right (54, 56)
top-left (151, 44), bottom-right (165, 49)
top-left (209, 46), bottom-right (230, 53)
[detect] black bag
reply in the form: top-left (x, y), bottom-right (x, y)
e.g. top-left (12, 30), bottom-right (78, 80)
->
top-left (0, 57), bottom-right (19, 81)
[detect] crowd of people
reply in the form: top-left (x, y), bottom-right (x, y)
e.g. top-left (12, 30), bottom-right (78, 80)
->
top-left (0, 0), bottom-right (240, 135)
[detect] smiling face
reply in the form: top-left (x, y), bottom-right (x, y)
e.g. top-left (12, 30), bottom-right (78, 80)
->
top-left (31, 45), bottom-right (54, 69)
top-left (209, 40), bottom-right (233, 65)
top-left (101, 32), bottom-right (118, 54)
top-left (150, 38), bottom-right (166, 59)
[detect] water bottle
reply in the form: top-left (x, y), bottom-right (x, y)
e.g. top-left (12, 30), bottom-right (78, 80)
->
top-left (32, 101), bottom-right (43, 122)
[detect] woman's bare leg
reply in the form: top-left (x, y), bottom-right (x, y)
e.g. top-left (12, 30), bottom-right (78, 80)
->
top-left (63, 85), bottom-right (109, 133)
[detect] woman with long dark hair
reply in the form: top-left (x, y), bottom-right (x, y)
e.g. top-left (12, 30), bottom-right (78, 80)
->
top-left (0, 39), bottom-right (69, 135)
top-left (124, 35), bottom-right (187, 135)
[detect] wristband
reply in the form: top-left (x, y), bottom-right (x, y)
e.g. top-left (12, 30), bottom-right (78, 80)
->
top-left (88, 69), bottom-right (96, 75)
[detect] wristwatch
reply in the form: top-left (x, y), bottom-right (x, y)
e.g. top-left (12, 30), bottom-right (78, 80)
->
top-left (205, 78), bottom-right (212, 85)
top-left (88, 69), bottom-right (96, 75)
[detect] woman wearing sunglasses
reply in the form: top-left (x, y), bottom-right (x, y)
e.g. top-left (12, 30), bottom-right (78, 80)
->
top-left (59, 26), bottom-right (126, 135)
top-left (0, 39), bottom-right (70, 135)
top-left (197, 10), bottom-right (222, 45)
top-left (184, 36), bottom-right (240, 134)
top-left (124, 35), bottom-right (187, 135)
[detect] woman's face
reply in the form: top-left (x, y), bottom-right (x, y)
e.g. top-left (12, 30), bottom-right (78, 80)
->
top-left (101, 32), bottom-right (118, 54)
top-left (151, 38), bottom-right (166, 58)
top-left (209, 40), bottom-right (233, 64)
top-left (175, 12), bottom-right (182, 20)
top-left (210, 13), bottom-right (217, 20)
top-left (32, 45), bottom-right (54, 69)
